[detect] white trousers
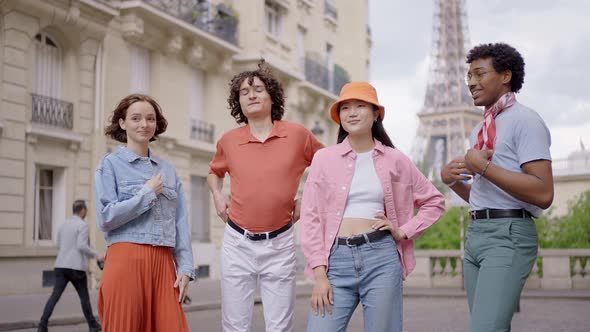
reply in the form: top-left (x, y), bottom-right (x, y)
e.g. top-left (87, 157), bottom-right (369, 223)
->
top-left (221, 223), bottom-right (296, 332)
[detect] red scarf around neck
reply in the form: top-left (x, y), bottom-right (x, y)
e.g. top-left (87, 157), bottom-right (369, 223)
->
top-left (474, 92), bottom-right (517, 151)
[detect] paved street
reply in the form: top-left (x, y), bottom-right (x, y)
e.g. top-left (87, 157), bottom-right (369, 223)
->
top-left (11, 296), bottom-right (590, 331)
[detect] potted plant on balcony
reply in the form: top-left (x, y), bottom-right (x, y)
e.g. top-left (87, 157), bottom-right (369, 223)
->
top-left (213, 4), bottom-right (238, 43)
top-left (215, 3), bottom-right (239, 25)
top-left (191, 9), bottom-right (202, 23)
top-left (180, 7), bottom-right (200, 24)
top-left (179, 1), bottom-right (209, 28)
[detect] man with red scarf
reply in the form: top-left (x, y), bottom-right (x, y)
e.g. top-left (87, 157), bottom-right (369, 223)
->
top-left (441, 43), bottom-right (554, 332)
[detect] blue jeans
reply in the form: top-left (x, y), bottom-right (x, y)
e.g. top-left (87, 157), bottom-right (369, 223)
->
top-left (307, 233), bottom-right (403, 332)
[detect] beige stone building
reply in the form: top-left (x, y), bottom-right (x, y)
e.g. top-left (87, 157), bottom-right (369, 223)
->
top-left (551, 147), bottom-right (590, 217)
top-left (0, 0), bottom-right (371, 295)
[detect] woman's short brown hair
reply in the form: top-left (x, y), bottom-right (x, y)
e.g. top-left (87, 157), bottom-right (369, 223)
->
top-left (105, 94), bottom-right (168, 143)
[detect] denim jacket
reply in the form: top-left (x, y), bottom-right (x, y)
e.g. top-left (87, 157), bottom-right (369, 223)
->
top-left (94, 146), bottom-right (195, 280)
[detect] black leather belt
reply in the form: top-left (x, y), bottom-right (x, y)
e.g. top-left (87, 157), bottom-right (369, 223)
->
top-left (337, 230), bottom-right (390, 246)
top-left (227, 219), bottom-right (292, 241)
top-left (469, 209), bottom-right (532, 221)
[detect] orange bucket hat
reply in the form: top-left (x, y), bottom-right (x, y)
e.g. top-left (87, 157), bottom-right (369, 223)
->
top-left (329, 82), bottom-right (385, 124)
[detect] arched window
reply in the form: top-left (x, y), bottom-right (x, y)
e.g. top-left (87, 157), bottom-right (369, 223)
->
top-left (34, 32), bottom-right (62, 98)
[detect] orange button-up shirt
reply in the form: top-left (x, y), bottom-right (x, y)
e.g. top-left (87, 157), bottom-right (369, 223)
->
top-left (209, 120), bottom-right (324, 232)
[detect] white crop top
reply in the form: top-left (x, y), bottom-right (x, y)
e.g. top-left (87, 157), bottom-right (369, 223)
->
top-left (342, 150), bottom-right (385, 220)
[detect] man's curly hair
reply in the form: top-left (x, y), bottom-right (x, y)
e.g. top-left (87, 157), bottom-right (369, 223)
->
top-left (227, 60), bottom-right (285, 124)
top-left (466, 43), bottom-right (525, 93)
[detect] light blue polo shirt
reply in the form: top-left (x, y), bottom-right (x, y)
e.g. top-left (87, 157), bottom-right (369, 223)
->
top-left (468, 102), bottom-right (552, 217)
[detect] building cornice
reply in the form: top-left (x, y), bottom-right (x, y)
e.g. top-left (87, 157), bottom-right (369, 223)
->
top-left (79, 0), bottom-right (119, 18)
top-left (119, 1), bottom-right (241, 54)
top-left (5, 0), bottom-right (118, 41)
top-left (0, 245), bottom-right (58, 258)
top-left (298, 80), bottom-right (338, 102)
top-left (26, 124), bottom-right (84, 151)
top-left (233, 54), bottom-right (304, 82)
top-left (157, 135), bottom-right (216, 160)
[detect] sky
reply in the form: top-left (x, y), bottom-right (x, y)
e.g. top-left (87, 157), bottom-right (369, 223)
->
top-left (369, 0), bottom-right (590, 159)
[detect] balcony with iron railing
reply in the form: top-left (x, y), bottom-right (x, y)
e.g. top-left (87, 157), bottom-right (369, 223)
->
top-left (140, 0), bottom-right (238, 45)
top-left (304, 56), bottom-right (350, 96)
top-left (553, 155), bottom-right (590, 177)
top-left (405, 249), bottom-right (590, 290)
top-left (333, 64), bottom-right (350, 95)
top-left (31, 94), bottom-right (74, 129)
top-left (304, 57), bottom-right (330, 92)
top-left (191, 119), bottom-right (215, 144)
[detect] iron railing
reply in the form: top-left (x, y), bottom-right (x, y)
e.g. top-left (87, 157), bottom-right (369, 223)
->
top-left (305, 57), bottom-right (330, 92)
top-left (553, 156), bottom-right (590, 176)
top-left (324, 0), bottom-right (338, 21)
top-left (333, 66), bottom-right (350, 95)
top-left (304, 57), bottom-right (350, 95)
top-left (31, 93), bottom-right (73, 129)
top-left (191, 119), bottom-right (215, 143)
top-left (142, 0), bottom-right (238, 45)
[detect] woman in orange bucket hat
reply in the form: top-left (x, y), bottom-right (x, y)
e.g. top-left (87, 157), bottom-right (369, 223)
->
top-left (300, 82), bottom-right (445, 331)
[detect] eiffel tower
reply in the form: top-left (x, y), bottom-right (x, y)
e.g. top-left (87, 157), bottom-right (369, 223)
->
top-left (412, 0), bottom-right (482, 181)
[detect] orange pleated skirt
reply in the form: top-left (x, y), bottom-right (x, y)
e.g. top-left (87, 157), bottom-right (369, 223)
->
top-left (98, 242), bottom-right (189, 332)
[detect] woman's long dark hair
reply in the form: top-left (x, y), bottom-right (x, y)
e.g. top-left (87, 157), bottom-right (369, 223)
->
top-left (336, 105), bottom-right (395, 148)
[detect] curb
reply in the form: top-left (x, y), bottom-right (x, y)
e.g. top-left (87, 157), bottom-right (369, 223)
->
top-left (0, 292), bottom-right (315, 331)
top-left (0, 316), bottom-right (82, 332)
top-left (403, 288), bottom-right (590, 301)
top-left (1, 289), bottom-right (588, 331)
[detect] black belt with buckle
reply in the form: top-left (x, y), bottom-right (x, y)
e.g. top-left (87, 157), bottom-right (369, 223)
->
top-left (469, 209), bottom-right (532, 221)
top-left (227, 219), bottom-right (292, 241)
top-left (337, 230), bottom-right (390, 246)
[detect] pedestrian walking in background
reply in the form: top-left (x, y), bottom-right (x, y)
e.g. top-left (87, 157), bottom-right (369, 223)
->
top-left (38, 200), bottom-right (104, 332)
top-left (95, 94), bottom-right (195, 332)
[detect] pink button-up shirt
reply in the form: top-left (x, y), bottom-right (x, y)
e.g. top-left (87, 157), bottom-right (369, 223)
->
top-left (300, 138), bottom-right (445, 280)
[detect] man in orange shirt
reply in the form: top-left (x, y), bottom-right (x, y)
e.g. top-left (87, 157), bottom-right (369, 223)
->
top-left (208, 61), bottom-right (323, 331)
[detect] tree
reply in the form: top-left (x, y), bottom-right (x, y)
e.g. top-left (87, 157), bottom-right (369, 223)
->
top-left (415, 159), bottom-right (448, 195)
top-left (415, 191), bottom-right (590, 250)
top-left (537, 191), bottom-right (590, 248)
top-left (415, 207), bottom-right (468, 249)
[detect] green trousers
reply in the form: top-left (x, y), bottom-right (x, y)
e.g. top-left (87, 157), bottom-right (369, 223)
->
top-left (464, 217), bottom-right (538, 332)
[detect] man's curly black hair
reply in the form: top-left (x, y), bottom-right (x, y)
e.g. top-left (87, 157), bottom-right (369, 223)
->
top-left (466, 43), bottom-right (525, 93)
top-left (227, 59), bottom-right (285, 124)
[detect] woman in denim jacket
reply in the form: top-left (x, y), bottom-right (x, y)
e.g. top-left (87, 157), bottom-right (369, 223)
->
top-left (300, 82), bottom-right (445, 331)
top-left (94, 94), bottom-right (194, 331)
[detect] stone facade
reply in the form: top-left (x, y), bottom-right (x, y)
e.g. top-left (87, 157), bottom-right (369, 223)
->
top-left (551, 149), bottom-right (590, 217)
top-left (0, 0), bottom-right (370, 294)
